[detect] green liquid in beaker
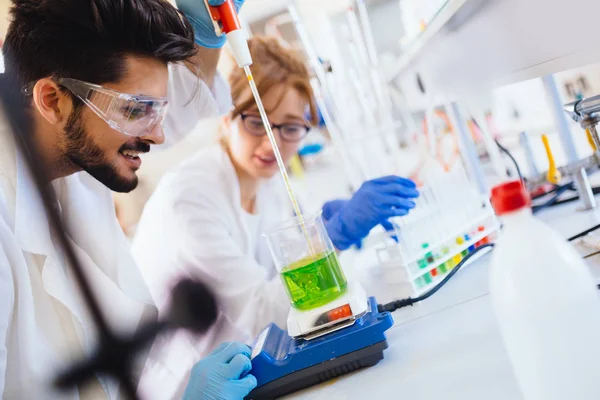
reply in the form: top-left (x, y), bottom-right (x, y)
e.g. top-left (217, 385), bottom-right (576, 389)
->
top-left (280, 251), bottom-right (348, 311)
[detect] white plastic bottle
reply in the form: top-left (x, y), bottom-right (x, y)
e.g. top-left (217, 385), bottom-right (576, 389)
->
top-left (489, 180), bottom-right (600, 400)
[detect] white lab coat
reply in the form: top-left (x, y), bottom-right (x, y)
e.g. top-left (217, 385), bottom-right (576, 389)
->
top-left (132, 145), bottom-right (291, 399)
top-left (0, 64), bottom-right (231, 399)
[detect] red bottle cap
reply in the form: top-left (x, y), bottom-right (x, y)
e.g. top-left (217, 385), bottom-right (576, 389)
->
top-left (491, 180), bottom-right (531, 215)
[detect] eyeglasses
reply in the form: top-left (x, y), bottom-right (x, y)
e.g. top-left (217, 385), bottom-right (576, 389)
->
top-left (240, 114), bottom-right (311, 143)
top-left (22, 78), bottom-right (169, 137)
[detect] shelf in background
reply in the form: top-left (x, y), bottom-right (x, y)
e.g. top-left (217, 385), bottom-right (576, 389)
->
top-left (386, 0), bottom-right (484, 83)
top-left (389, 0), bottom-right (600, 97)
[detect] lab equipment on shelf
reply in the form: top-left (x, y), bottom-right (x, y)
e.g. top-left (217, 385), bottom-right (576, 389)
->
top-left (373, 162), bottom-right (499, 295)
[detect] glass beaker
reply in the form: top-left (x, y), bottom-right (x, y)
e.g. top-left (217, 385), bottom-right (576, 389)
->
top-left (263, 212), bottom-right (348, 311)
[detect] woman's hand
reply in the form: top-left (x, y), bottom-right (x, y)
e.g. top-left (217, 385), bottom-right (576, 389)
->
top-left (324, 176), bottom-right (419, 250)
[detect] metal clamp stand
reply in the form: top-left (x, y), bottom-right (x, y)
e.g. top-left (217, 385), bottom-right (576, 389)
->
top-left (564, 94), bottom-right (600, 210)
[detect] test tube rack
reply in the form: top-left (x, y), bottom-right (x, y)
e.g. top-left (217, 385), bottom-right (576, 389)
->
top-left (374, 164), bottom-right (500, 295)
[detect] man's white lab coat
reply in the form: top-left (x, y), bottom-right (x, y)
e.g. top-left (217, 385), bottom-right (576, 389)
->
top-left (0, 63), bottom-right (231, 398)
top-left (132, 145), bottom-right (291, 398)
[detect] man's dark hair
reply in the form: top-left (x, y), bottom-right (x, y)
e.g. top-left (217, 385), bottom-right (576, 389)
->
top-left (3, 0), bottom-right (197, 87)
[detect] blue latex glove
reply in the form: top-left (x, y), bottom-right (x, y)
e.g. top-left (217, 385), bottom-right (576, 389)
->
top-left (182, 342), bottom-right (257, 400)
top-left (322, 199), bottom-right (349, 222)
top-left (323, 199), bottom-right (399, 249)
top-left (176, 0), bottom-right (245, 48)
top-left (324, 176), bottom-right (419, 251)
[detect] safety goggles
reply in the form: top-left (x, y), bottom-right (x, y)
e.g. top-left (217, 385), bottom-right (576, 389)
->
top-left (23, 78), bottom-right (169, 137)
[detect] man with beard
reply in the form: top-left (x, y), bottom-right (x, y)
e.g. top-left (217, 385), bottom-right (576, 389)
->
top-left (0, 0), bottom-right (256, 398)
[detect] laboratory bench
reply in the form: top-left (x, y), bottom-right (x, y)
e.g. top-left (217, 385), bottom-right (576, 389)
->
top-left (284, 199), bottom-right (600, 400)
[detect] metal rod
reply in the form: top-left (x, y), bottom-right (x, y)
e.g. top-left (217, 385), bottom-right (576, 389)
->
top-left (542, 74), bottom-right (598, 211)
top-left (464, 100), bottom-right (507, 179)
top-left (447, 102), bottom-right (487, 195)
top-left (542, 74), bottom-right (579, 163)
top-left (519, 131), bottom-right (540, 177)
top-left (576, 93), bottom-right (600, 117)
top-left (573, 167), bottom-right (597, 210)
top-left (525, 154), bottom-right (599, 188)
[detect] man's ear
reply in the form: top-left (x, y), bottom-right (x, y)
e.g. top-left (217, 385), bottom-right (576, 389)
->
top-left (32, 78), bottom-right (71, 125)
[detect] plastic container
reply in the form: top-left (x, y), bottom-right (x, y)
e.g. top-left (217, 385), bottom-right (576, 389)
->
top-left (489, 180), bottom-right (600, 400)
top-left (263, 212), bottom-right (348, 311)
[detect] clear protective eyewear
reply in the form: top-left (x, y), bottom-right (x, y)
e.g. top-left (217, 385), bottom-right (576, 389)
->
top-left (23, 78), bottom-right (169, 137)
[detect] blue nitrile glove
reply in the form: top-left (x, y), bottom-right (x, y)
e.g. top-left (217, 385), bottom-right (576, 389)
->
top-left (176, 0), bottom-right (245, 48)
top-left (322, 199), bottom-right (349, 222)
top-left (182, 342), bottom-right (257, 400)
top-left (324, 199), bottom-right (400, 249)
top-left (324, 176), bottom-right (419, 251)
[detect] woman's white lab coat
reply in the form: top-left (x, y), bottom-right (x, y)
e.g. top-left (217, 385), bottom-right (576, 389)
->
top-left (132, 145), bottom-right (291, 398)
top-left (0, 63), bottom-right (231, 398)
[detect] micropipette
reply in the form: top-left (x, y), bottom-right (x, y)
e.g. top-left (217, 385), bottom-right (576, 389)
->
top-left (203, 0), bottom-right (313, 254)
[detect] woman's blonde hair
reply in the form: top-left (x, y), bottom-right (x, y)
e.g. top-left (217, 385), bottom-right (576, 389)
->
top-left (228, 36), bottom-right (318, 125)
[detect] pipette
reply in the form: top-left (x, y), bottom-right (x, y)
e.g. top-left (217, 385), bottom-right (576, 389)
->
top-left (204, 0), bottom-right (313, 253)
top-left (242, 66), bottom-right (306, 223)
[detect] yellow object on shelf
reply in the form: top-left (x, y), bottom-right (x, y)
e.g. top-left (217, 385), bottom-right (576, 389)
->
top-left (289, 154), bottom-right (305, 180)
top-left (586, 129), bottom-right (597, 152)
top-left (541, 134), bottom-right (562, 184)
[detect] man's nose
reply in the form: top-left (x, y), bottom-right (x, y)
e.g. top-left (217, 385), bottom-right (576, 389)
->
top-left (139, 123), bottom-right (165, 145)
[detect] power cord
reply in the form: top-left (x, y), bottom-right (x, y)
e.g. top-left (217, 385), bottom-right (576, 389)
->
top-left (378, 244), bottom-right (495, 313)
top-left (377, 241), bottom-right (600, 313)
top-left (495, 139), bottom-right (524, 182)
top-left (534, 185), bottom-right (600, 212)
top-left (532, 183), bottom-right (575, 214)
top-left (569, 223), bottom-right (600, 242)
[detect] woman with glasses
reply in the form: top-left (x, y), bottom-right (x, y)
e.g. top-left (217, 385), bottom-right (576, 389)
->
top-left (131, 36), bottom-right (419, 393)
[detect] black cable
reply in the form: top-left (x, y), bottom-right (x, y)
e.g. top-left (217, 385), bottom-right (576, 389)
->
top-left (569, 223), bottom-right (600, 242)
top-left (531, 184), bottom-right (561, 200)
top-left (536, 186), bottom-right (600, 210)
top-left (378, 241), bottom-right (600, 314)
top-left (495, 139), bottom-right (524, 182)
top-left (531, 182), bottom-right (575, 201)
top-left (378, 244), bottom-right (495, 313)
top-left (532, 184), bottom-right (574, 214)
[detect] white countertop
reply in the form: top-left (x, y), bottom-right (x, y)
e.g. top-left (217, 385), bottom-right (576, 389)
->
top-left (284, 200), bottom-right (600, 400)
